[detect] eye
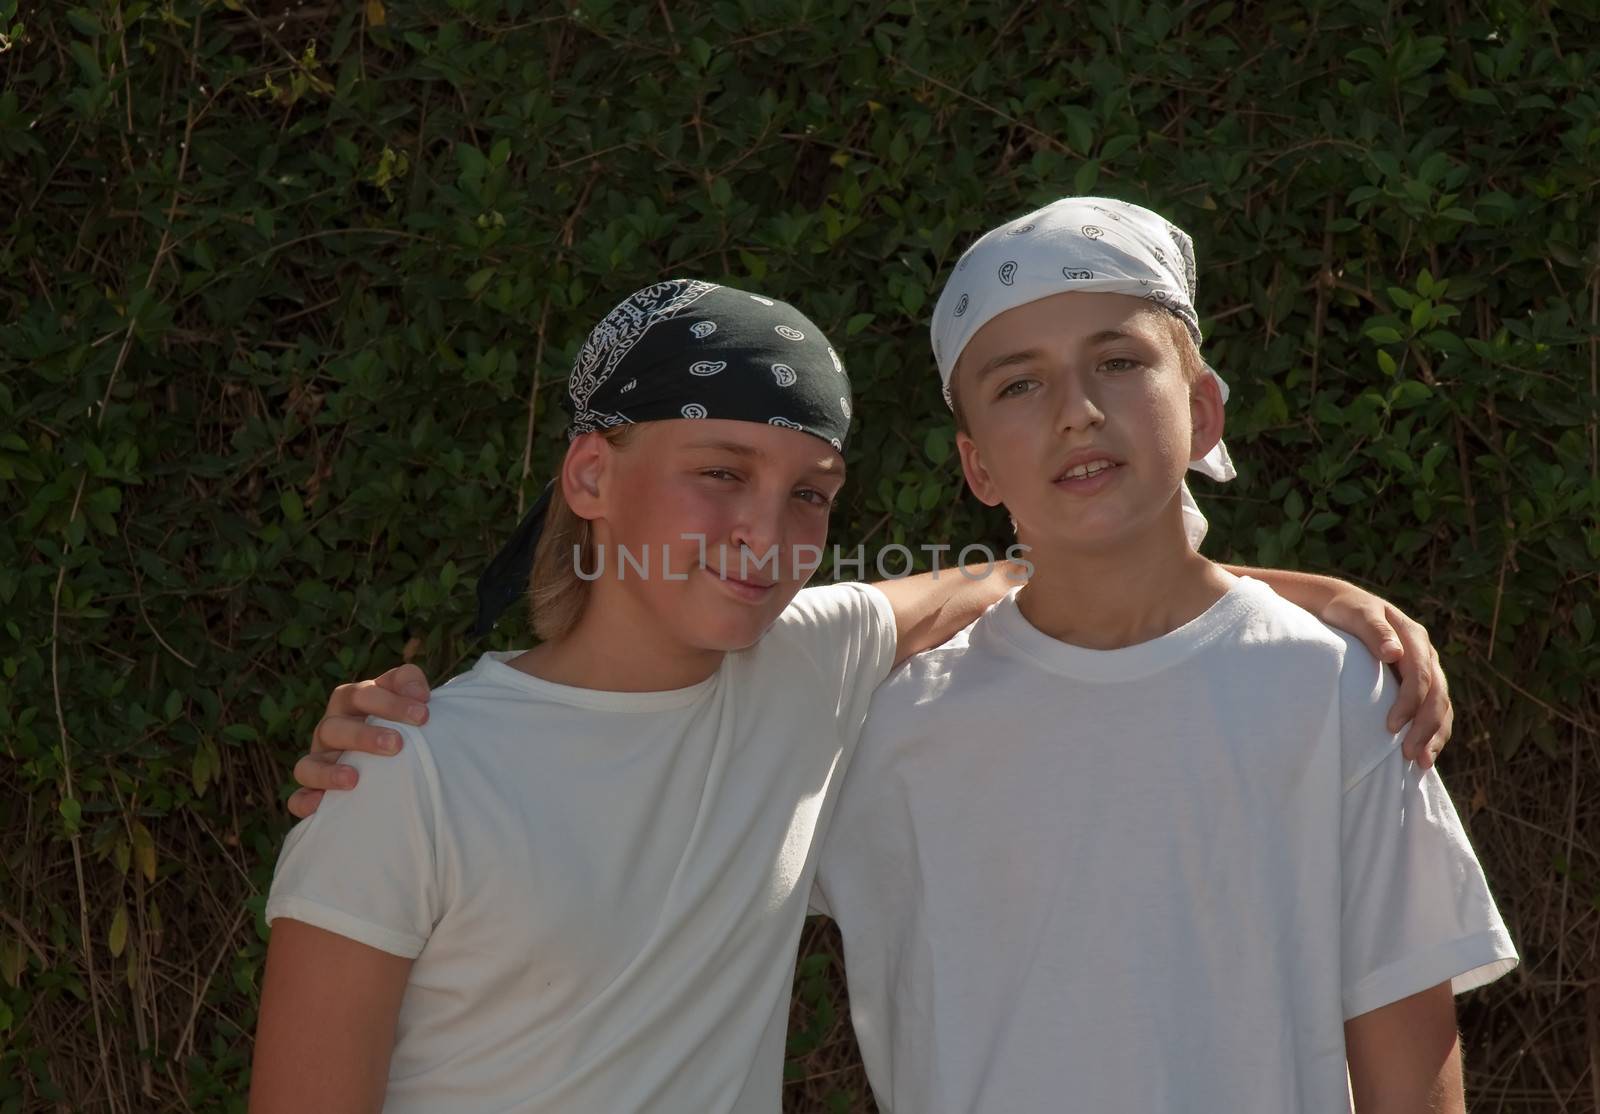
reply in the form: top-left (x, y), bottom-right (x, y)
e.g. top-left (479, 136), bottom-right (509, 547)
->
top-left (996, 377), bottom-right (1038, 399)
top-left (700, 468), bottom-right (741, 482)
top-left (794, 487), bottom-right (833, 508)
top-left (1099, 357), bottom-right (1141, 374)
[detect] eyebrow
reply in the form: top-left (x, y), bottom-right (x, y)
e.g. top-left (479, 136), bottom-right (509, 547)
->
top-left (972, 329), bottom-right (1146, 382)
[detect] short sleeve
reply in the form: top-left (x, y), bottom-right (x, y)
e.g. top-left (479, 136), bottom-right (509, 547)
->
top-left (1338, 643), bottom-right (1518, 1019)
top-left (265, 719), bottom-right (445, 958)
top-left (773, 582), bottom-right (898, 739)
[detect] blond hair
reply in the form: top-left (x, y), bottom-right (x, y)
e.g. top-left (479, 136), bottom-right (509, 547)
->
top-left (526, 426), bottom-right (635, 642)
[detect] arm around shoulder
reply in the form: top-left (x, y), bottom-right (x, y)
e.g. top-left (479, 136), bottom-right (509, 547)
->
top-left (250, 919), bottom-right (414, 1114)
top-left (1345, 981), bottom-right (1464, 1114)
top-left (874, 559), bottom-right (1024, 665)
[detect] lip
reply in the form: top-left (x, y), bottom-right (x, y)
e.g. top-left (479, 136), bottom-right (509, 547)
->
top-left (1052, 448), bottom-right (1124, 493)
top-left (701, 565), bottom-right (777, 603)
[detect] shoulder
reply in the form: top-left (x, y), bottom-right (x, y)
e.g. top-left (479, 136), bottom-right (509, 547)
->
top-left (773, 581), bottom-right (894, 634)
top-left (1230, 577), bottom-right (1348, 650)
top-left (751, 581), bottom-right (896, 669)
top-left (1324, 626), bottom-right (1405, 790)
top-left (863, 617), bottom-right (986, 723)
top-left (1234, 580), bottom-right (1402, 784)
top-left (356, 656), bottom-right (533, 779)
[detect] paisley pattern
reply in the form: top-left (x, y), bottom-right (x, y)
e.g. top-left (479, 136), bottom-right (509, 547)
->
top-left (567, 280), bottom-right (852, 451)
top-left (568, 279), bottom-right (716, 431)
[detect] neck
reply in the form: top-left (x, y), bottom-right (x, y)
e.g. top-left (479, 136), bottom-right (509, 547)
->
top-left (1013, 503), bottom-right (1233, 650)
top-left (510, 581), bottom-right (725, 693)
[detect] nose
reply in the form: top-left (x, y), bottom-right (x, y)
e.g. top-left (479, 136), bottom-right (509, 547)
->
top-left (728, 491), bottom-right (787, 580)
top-left (1055, 366), bottom-right (1106, 433)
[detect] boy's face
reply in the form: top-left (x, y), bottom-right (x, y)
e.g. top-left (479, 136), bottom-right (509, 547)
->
top-left (574, 419), bottom-right (845, 651)
top-left (952, 291), bottom-right (1223, 554)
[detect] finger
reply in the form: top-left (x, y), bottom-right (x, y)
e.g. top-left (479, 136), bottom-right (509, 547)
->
top-left (1350, 608), bottom-right (1404, 667)
top-left (1418, 655), bottom-right (1453, 768)
top-left (311, 715), bottom-right (406, 759)
top-left (294, 752), bottom-right (359, 792)
top-left (1399, 658), bottom-right (1449, 764)
top-left (1384, 618), bottom-right (1433, 733)
top-left (331, 681), bottom-right (430, 727)
top-left (1426, 703), bottom-right (1455, 768)
top-left (1385, 651), bottom-right (1431, 734)
top-left (287, 787), bottom-right (325, 820)
top-left (376, 663), bottom-right (432, 701)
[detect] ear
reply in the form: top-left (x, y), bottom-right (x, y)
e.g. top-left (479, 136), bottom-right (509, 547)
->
top-left (1188, 372), bottom-right (1226, 464)
top-left (956, 431), bottom-right (1006, 508)
top-left (560, 433), bottom-right (610, 520)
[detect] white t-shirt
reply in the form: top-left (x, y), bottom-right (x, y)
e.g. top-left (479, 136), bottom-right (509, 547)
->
top-left (266, 582), bottom-right (897, 1114)
top-left (813, 575), bottom-right (1516, 1113)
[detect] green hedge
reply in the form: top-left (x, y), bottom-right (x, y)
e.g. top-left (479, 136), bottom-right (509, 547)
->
top-left (3, 0), bottom-right (1597, 1109)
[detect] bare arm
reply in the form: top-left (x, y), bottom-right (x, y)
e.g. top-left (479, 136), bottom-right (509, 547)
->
top-left (872, 560), bottom-right (1024, 667)
top-left (1226, 564), bottom-right (1452, 767)
top-left (249, 919), bottom-right (414, 1114)
top-left (1345, 981), bottom-right (1464, 1114)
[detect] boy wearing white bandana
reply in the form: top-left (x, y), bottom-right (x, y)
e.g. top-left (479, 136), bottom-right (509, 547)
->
top-left (810, 198), bottom-right (1517, 1112)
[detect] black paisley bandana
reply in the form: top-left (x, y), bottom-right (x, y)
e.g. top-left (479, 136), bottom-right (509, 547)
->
top-left (472, 279), bottom-right (854, 635)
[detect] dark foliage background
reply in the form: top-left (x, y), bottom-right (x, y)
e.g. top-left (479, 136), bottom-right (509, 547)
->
top-left (3, 0), bottom-right (1597, 1109)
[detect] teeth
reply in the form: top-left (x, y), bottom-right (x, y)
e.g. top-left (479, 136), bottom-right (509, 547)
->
top-left (1064, 459), bottom-right (1114, 479)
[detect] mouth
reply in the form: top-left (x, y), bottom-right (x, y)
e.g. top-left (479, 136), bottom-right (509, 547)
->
top-left (701, 565), bottom-right (778, 603)
top-left (1053, 456), bottom-right (1122, 484)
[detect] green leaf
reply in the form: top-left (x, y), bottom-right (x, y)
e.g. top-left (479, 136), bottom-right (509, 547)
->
top-left (1099, 133), bottom-right (1139, 162)
top-left (108, 906), bottom-right (128, 959)
top-left (1063, 107), bottom-right (1095, 156)
top-left (192, 742), bottom-right (212, 797)
top-left (66, 8), bottom-right (104, 35)
top-left (1073, 159), bottom-right (1099, 194)
top-left (131, 823), bottom-right (156, 883)
top-left (1390, 380), bottom-right (1433, 408)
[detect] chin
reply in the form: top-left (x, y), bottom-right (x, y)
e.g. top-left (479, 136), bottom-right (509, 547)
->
top-left (668, 595), bottom-right (775, 652)
top-left (685, 616), bottom-right (774, 653)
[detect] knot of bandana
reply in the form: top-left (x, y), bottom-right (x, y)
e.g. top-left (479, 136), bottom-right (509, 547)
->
top-left (928, 196), bottom-right (1236, 548)
top-left (472, 279), bottom-right (853, 636)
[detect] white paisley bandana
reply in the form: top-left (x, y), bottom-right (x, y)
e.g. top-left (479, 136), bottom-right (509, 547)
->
top-left (929, 196), bottom-right (1237, 546)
